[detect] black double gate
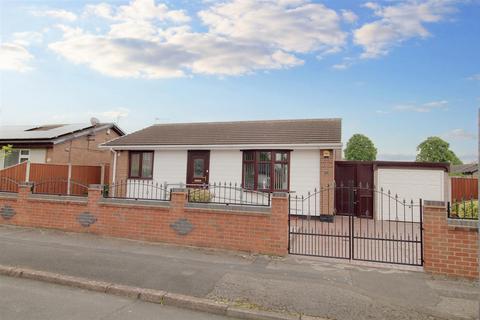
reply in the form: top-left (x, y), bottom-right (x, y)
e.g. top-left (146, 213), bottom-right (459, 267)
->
top-left (288, 185), bottom-right (424, 266)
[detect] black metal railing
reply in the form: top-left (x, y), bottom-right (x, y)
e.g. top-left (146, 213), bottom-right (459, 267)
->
top-left (0, 177), bottom-right (20, 193)
top-left (32, 179), bottom-right (89, 197)
top-left (187, 182), bottom-right (271, 207)
top-left (448, 198), bottom-right (478, 220)
top-left (104, 180), bottom-right (170, 201)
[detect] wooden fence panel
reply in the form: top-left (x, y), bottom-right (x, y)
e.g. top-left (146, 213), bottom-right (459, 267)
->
top-left (0, 162), bottom-right (27, 192)
top-left (70, 165), bottom-right (101, 196)
top-left (451, 177), bottom-right (478, 201)
top-left (29, 163), bottom-right (69, 195)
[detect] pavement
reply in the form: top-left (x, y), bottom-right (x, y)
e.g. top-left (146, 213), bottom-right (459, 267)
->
top-left (0, 275), bottom-right (237, 320)
top-left (0, 225), bottom-right (478, 320)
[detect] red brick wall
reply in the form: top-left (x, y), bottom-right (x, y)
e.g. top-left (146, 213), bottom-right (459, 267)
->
top-left (0, 185), bottom-right (288, 256)
top-left (423, 202), bottom-right (479, 279)
top-left (46, 128), bottom-right (120, 166)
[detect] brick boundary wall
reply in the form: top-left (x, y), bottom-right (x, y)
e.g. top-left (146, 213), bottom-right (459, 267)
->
top-left (0, 185), bottom-right (289, 256)
top-left (423, 200), bottom-right (479, 279)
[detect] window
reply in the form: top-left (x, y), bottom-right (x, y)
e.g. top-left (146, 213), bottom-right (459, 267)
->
top-left (242, 150), bottom-right (290, 192)
top-left (4, 149), bottom-right (30, 168)
top-left (129, 151), bottom-right (154, 179)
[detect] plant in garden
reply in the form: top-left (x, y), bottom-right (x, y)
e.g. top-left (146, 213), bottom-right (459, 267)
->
top-left (0, 145), bottom-right (13, 159)
top-left (452, 200), bottom-right (478, 219)
top-left (344, 134), bottom-right (377, 161)
top-left (416, 137), bottom-right (462, 164)
top-left (188, 188), bottom-right (214, 202)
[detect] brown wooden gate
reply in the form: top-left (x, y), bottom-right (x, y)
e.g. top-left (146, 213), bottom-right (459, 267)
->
top-left (335, 162), bottom-right (374, 218)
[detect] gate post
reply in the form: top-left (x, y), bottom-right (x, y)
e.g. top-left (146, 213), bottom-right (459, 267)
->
top-left (319, 149), bottom-right (335, 214)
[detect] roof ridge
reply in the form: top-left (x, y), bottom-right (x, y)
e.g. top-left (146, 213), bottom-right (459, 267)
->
top-left (153, 118), bottom-right (341, 127)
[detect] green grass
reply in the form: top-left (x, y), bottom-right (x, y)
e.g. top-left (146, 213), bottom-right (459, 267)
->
top-left (450, 200), bottom-right (478, 219)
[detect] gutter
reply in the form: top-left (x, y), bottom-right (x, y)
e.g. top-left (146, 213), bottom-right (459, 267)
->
top-left (98, 143), bottom-right (344, 151)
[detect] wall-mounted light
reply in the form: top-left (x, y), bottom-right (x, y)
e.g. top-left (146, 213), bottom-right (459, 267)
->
top-left (322, 150), bottom-right (331, 159)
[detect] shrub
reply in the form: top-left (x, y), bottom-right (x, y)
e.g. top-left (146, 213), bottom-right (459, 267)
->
top-left (451, 200), bottom-right (478, 219)
top-left (188, 188), bottom-right (214, 202)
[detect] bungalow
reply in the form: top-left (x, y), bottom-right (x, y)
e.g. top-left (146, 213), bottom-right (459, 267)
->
top-left (0, 123), bottom-right (125, 168)
top-left (102, 118), bottom-right (342, 198)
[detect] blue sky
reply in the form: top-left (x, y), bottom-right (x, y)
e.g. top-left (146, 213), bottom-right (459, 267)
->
top-left (0, 0), bottom-right (478, 162)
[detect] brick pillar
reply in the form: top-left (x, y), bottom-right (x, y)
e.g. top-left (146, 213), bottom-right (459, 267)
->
top-left (423, 200), bottom-right (479, 279)
top-left (87, 184), bottom-right (103, 209)
top-left (319, 149), bottom-right (335, 214)
top-left (271, 192), bottom-right (289, 256)
top-left (170, 188), bottom-right (187, 215)
top-left (14, 183), bottom-right (32, 226)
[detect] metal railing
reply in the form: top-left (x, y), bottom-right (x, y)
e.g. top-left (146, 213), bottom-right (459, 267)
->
top-left (31, 179), bottom-right (89, 197)
top-left (448, 198), bottom-right (478, 220)
top-left (103, 180), bottom-right (170, 201)
top-left (0, 177), bottom-right (20, 193)
top-left (187, 182), bottom-right (271, 207)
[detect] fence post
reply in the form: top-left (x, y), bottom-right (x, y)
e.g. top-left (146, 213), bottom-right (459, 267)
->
top-left (25, 161), bottom-right (31, 183)
top-left (100, 164), bottom-right (105, 185)
top-left (67, 163), bottom-right (72, 195)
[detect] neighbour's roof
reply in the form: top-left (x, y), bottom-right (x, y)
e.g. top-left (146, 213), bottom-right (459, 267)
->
top-left (0, 123), bottom-right (125, 144)
top-left (103, 118), bottom-right (342, 147)
top-left (451, 163), bottom-right (478, 175)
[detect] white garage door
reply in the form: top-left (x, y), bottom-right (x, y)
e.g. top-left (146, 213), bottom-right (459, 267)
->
top-left (376, 168), bottom-right (445, 222)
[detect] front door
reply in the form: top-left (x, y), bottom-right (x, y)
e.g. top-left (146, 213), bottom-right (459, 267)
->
top-left (187, 151), bottom-right (210, 185)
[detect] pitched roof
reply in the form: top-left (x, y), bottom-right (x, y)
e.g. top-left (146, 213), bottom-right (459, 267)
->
top-left (0, 123), bottom-right (125, 144)
top-left (103, 118), bottom-right (342, 147)
top-left (451, 163), bottom-right (478, 175)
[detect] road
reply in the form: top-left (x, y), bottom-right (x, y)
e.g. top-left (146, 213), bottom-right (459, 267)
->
top-left (0, 275), bottom-right (237, 320)
top-left (0, 225), bottom-right (478, 320)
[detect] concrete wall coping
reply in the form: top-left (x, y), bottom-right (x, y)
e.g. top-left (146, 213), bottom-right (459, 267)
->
top-left (27, 193), bottom-right (88, 204)
top-left (424, 200), bottom-right (446, 208)
top-left (185, 202), bottom-right (271, 215)
top-left (88, 184), bottom-right (103, 190)
top-left (0, 192), bottom-right (18, 200)
top-left (447, 218), bottom-right (479, 230)
top-left (99, 197), bottom-right (170, 209)
top-left (171, 188), bottom-right (188, 193)
top-left (272, 192), bottom-right (288, 198)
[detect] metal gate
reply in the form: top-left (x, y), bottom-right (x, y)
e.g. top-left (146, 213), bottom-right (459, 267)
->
top-left (288, 184), bottom-right (423, 266)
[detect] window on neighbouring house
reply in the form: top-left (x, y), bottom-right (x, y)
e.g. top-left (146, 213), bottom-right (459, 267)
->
top-left (4, 149), bottom-right (30, 168)
top-left (242, 150), bottom-right (290, 192)
top-left (129, 151), bottom-right (154, 179)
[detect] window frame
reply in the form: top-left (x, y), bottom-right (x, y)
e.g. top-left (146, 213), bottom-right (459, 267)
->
top-left (128, 151), bottom-right (154, 179)
top-left (242, 150), bottom-right (290, 192)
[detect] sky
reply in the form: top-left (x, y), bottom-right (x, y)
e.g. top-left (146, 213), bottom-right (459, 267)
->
top-left (0, 0), bottom-right (479, 162)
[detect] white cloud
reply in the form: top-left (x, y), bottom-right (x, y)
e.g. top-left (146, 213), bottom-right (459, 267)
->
top-left (442, 128), bottom-right (476, 141)
top-left (199, 0), bottom-right (346, 54)
top-left (0, 43), bottom-right (34, 72)
top-left (49, 0), bottom-right (344, 78)
top-left (32, 9), bottom-right (77, 22)
top-left (341, 9), bottom-right (358, 24)
top-left (354, 0), bottom-right (457, 58)
top-left (12, 31), bottom-right (43, 47)
top-left (393, 100), bottom-right (448, 112)
top-left (468, 74), bottom-right (480, 81)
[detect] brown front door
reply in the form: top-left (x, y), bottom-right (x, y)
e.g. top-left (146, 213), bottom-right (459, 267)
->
top-left (187, 151), bottom-right (210, 185)
top-left (334, 162), bottom-right (374, 218)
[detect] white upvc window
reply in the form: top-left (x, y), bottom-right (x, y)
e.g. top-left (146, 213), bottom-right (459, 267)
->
top-left (4, 149), bottom-right (30, 168)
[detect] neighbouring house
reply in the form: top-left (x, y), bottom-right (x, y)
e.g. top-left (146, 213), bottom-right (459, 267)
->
top-left (101, 118), bottom-right (342, 199)
top-left (0, 123), bottom-right (125, 168)
top-left (451, 163), bottom-right (478, 177)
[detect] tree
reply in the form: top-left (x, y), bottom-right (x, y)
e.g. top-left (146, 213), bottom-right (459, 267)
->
top-left (416, 137), bottom-right (462, 164)
top-left (344, 134), bottom-right (377, 161)
top-left (0, 145), bottom-right (12, 159)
